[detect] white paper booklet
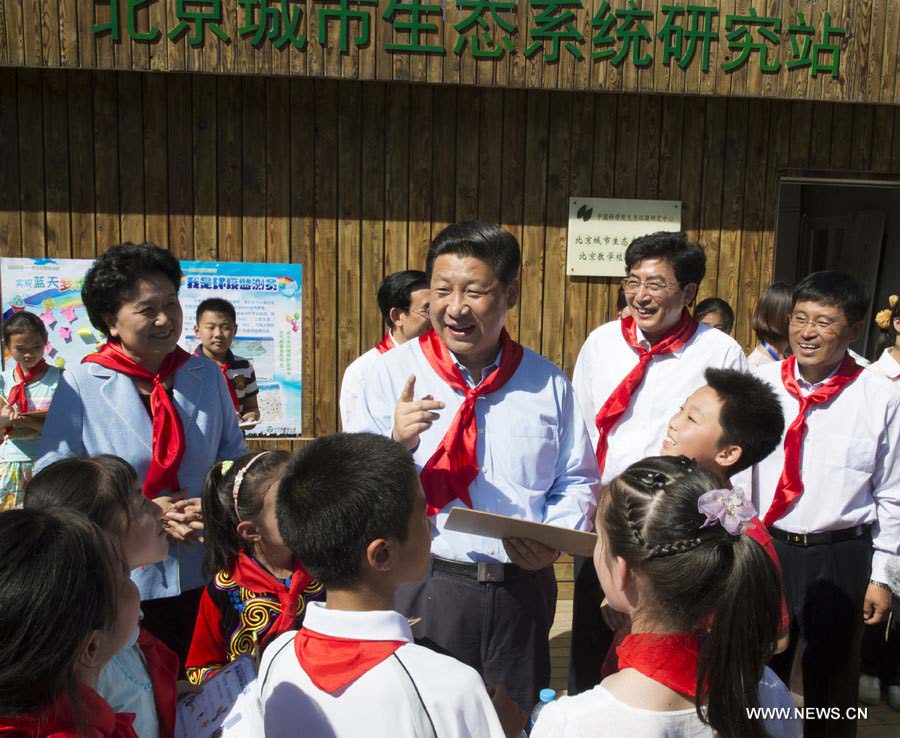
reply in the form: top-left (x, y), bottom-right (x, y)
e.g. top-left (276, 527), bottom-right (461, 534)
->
top-left (175, 656), bottom-right (263, 738)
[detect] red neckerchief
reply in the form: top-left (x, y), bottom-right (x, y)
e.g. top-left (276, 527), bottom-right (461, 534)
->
top-left (762, 354), bottom-right (862, 527)
top-left (616, 633), bottom-right (702, 697)
top-left (136, 627), bottom-right (178, 738)
top-left (417, 328), bottom-right (524, 516)
top-left (5, 360), bottom-right (48, 414)
top-left (0, 685), bottom-right (138, 738)
top-left (194, 346), bottom-right (240, 412)
top-left (595, 310), bottom-right (698, 477)
top-left (294, 627), bottom-right (404, 694)
top-left (83, 343), bottom-right (190, 499)
top-left (375, 331), bottom-right (394, 355)
top-left (231, 552), bottom-right (317, 645)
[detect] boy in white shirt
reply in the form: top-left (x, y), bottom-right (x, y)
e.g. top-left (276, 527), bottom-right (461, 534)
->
top-left (258, 432), bottom-right (513, 738)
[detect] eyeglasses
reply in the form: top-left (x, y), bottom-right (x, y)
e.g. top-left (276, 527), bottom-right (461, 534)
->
top-left (407, 308), bottom-right (430, 318)
top-left (788, 314), bottom-right (844, 335)
top-left (621, 277), bottom-right (680, 295)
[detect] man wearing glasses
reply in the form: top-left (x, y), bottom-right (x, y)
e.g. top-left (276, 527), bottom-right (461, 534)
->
top-left (340, 270), bottom-right (431, 430)
top-left (749, 272), bottom-right (899, 738)
top-left (568, 231), bottom-right (747, 694)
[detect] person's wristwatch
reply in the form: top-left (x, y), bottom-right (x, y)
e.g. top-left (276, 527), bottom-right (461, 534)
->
top-left (869, 580), bottom-right (892, 591)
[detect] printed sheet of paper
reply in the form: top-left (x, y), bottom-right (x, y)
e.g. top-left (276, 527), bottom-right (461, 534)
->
top-left (175, 656), bottom-right (263, 738)
top-left (444, 507), bottom-right (597, 557)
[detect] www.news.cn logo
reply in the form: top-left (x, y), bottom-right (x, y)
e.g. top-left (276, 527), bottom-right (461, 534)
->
top-left (746, 707), bottom-right (869, 720)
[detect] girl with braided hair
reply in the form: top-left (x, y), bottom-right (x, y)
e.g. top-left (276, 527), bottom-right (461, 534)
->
top-left (532, 455), bottom-right (800, 738)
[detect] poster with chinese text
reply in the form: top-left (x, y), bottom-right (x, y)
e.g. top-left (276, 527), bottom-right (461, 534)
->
top-left (178, 261), bottom-right (302, 438)
top-left (0, 258), bottom-right (99, 371)
top-left (567, 199), bottom-right (682, 277)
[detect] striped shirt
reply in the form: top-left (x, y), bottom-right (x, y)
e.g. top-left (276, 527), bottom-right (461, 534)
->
top-left (194, 347), bottom-right (258, 415)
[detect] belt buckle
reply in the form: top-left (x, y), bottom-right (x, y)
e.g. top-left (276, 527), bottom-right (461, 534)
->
top-left (788, 532), bottom-right (808, 546)
top-left (477, 562), bottom-right (505, 583)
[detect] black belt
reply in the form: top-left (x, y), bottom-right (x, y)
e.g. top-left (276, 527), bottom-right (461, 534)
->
top-left (770, 524), bottom-right (870, 547)
top-left (430, 556), bottom-right (531, 583)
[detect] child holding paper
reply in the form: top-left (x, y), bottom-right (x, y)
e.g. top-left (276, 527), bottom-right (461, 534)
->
top-left (0, 311), bottom-right (61, 509)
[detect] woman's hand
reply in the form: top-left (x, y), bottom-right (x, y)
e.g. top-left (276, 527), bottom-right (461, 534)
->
top-left (166, 497), bottom-right (204, 544)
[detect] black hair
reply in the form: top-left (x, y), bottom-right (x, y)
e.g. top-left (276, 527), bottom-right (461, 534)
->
top-left (694, 298), bottom-right (735, 334)
top-left (876, 298), bottom-right (900, 355)
top-left (616, 286), bottom-right (628, 312)
top-left (624, 232), bottom-right (706, 288)
top-left (25, 455), bottom-right (138, 535)
top-left (81, 242), bottom-right (182, 339)
top-left (792, 271), bottom-right (870, 324)
top-left (752, 282), bottom-right (794, 346)
top-left (2, 311), bottom-right (48, 347)
top-left (601, 456), bottom-right (782, 738)
top-left (202, 451), bottom-right (292, 574)
top-left (0, 508), bottom-right (119, 718)
top-left (426, 221), bottom-right (521, 285)
top-left (704, 368), bottom-right (785, 474)
top-left (196, 298), bottom-right (237, 325)
top-left (277, 433), bottom-right (418, 587)
top-left (377, 270), bottom-right (428, 328)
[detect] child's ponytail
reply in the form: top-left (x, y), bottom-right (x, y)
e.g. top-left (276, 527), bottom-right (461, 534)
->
top-left (699, 533), bottom-right (782, 738)
top-left (202, 451), bottom-right (292, 575)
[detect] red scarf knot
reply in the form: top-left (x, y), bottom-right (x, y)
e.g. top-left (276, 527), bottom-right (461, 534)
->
top-left (762, 354), bottom-right (862, 527)
top-left (231, 551), bottom-right (317, 645)
top-left (594, 309), bottom-right (698, 477)
top-left (417, 328), bottom-right (524, 517)
top-left (83, 343), bottom-right (191, 499)
top-left (5, 359), bottom-right (48, 415)
top-left (294, 627), bottom-right (405, 694)
top-left (617, 632), bottom-right (703, 698)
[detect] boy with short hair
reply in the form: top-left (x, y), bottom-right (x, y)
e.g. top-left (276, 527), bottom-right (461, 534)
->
top-left (194, 298), bottom-right (260, 424)
top-left (259, 432), bottom-right (509, 738)
top-left (750, 271), bottom-right (900, 738)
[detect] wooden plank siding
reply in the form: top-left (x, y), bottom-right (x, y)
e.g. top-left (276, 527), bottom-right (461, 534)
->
top-left (1, 1), bottom-right (900, 105)
top-left (3, 68), bottom-right (900, 442)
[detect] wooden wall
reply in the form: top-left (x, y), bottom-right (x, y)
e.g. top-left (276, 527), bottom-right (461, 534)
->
top-left (3, 67), bottom-right (900, 438)
top-left (2, 1), bottom-right (900, 104)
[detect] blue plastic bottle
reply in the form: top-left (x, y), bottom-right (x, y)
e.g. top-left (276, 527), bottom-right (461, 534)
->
top-left (529, 688), bottom-right (557, 733)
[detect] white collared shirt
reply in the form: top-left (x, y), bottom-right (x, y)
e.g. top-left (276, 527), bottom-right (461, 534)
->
top-left (869, 348), bottom-right (900, 384)
top-left (349, 338), bottom-right (599, 563)
top-left (749, 359), bottom-right (900, 582)
top-left (339, 333), bottom-right (397, 430)
top-left (258, 603), bottom-right (505, 738)
top-left (573, 320), bottom-right (748, 484)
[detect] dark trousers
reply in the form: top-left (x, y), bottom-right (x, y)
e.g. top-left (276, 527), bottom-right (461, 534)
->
top-left (395, 557), bottom-right (557, 712)
top-left (770, 536), bottom-right (872, 738)
top-left (567, 555), bottom-right (614, 695)
top-left (140, 586), bottom-right (204, 676)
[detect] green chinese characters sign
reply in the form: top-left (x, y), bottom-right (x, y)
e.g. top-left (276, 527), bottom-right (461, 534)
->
top-left (91, 1), bottom-right (846, 78)
top-left (567, 198), bottom-right (682, 278)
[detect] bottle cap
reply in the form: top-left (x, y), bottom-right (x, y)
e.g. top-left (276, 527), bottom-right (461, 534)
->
top-left (539, 688), bottom-right (556, 703)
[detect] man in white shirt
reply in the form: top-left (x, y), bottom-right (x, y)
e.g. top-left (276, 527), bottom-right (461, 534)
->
top-left (750, 271), bottom-right (900, 738)
top-left (569, 232), bottom-right (747, 694)
top-left (352, 220), bottom-right (598, 711)
top-left (260, 432), bottom-right (508, 738)
top-left (339, 270), bottom-right (431, 430)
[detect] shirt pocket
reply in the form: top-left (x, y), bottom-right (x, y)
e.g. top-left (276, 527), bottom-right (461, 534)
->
top-left (820, 434), bottom-right (875, 475)
top-left (497, 425), bottom-right (559, 491)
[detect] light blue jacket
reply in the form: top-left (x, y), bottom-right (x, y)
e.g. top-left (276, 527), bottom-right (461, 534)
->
top-left (36, 355), bottom-right (247, 600)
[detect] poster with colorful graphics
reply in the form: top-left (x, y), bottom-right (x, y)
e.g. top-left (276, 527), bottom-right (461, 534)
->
top-left (1, 258), bottom-right (303, 438)
top-left (176, 261), bottom-right (302, 438)
top-left (0, 258), bottom-right (100, 371)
